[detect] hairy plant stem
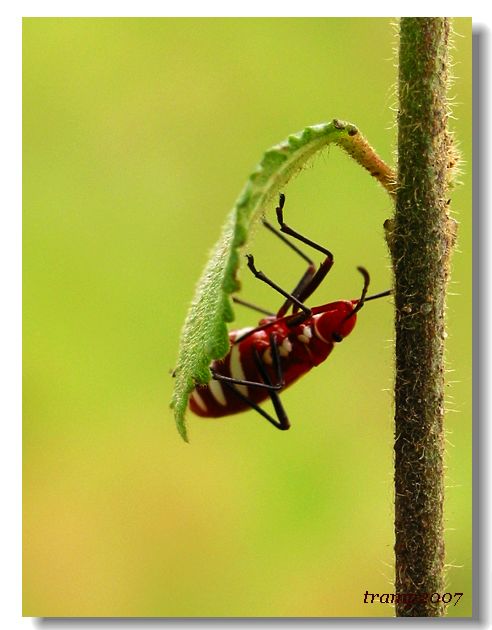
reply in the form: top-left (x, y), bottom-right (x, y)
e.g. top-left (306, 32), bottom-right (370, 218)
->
top-left (389, 18), bottom-right (457, 617)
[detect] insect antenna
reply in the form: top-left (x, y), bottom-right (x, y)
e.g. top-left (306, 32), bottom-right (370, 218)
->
top-left (364, 289), bottom-right (392, 302)
top-left (343, 266), bottom-right (371, 321)
top-left (344, 268), bottom-right (392, 322)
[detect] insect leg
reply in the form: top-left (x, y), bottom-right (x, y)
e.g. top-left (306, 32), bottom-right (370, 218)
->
top-left (263, 195), bottom-right (315, 316)
top-left (264, 194), bottom-right (335, 316)
top-left (294, 257), bottom-right (334, 306)
top-left (276, 255), bottom-right (335, 318)
top-left (275, 193), bottom-right (336, 309)
top-left (221, 380), bottom-right (289, 430)
top-left (275, 266), bottom-right (317, 318)
top-left (252, 343), bottom-right (290, 430)
top-left (275, 193), bottom-right (334, 260)
top-left (245, 254), bottom-right (312, 323)
top-left (211, 371), bottom-right (283, 391)
top-left (232, 296), bottom-right (274, 317)
top-left (219, 334), bottom-right (290, 430)
top-left (211, 334), bottom-right (284, 391)
top-left (234, 227), bottom-right (315, 318)
top-left (262, 219), bottom-right (315, 267)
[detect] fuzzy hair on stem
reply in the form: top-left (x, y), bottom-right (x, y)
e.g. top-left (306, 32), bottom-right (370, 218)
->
top-left (389, 17), bottom-right (458, 617)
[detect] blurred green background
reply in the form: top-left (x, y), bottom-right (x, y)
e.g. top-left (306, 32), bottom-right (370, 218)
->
top-left (23, 18), bottom-right (472, 617)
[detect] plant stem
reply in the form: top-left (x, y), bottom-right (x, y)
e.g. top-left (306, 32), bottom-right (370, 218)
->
top-left (390, 17), bottom-right (456, 617)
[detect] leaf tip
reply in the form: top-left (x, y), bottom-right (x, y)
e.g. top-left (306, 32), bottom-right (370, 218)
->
top-left (178, 424), bottom-right (190, 443)
top-left (173, 405), bottom-right (190, 442)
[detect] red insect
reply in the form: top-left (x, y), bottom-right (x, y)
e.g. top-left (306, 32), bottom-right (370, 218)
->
top-left (189, 194), bottom-right (390, 430)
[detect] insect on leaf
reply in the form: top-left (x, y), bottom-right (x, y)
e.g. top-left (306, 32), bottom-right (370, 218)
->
top-left (171, 119), bottom-right (394, 441)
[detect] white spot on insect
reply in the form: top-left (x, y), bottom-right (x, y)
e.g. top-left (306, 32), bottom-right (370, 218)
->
top-left (279, 337), bottom-right (293, 357)
top-left (313, 314), bottom-right (330, 344)
top-left (297, 325), bottom-right (313, 344)
top-left (232, 326), bottom-right (255, 342)
top-left (263, 347), bottom-right (273, 365)
top-left (209, 378), bottom-right (227, 406)
top-left (230, 343), bottom-right (249, 397)
top-left (191, 390), bottom-right (208, 413)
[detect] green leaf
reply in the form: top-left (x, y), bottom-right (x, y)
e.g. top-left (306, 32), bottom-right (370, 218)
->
top-left (170, 119), bottom-right (394, 441)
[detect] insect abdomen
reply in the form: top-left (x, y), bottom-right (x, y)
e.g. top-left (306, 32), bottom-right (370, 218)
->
top-left (189, 340), bottom-right (271, 418)
top-left (188, 321), bottom-right (331, 419)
